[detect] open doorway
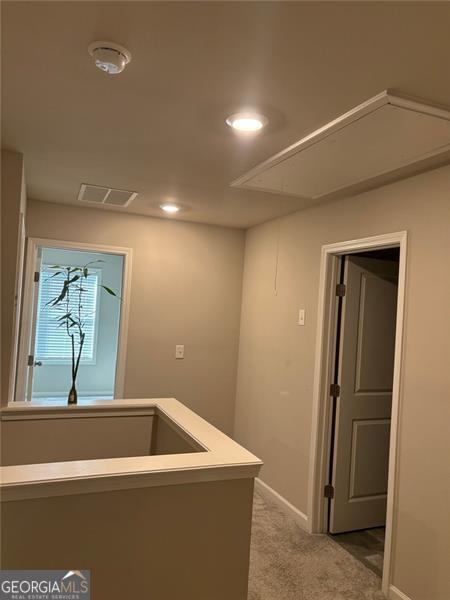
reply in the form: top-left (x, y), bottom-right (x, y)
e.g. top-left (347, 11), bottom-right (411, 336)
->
top-left (327, 248), bottom-right (399, 576)
top-left (308, 232), bottom-right (407, 597)
top-left (14, 238), bottom-right (132, 403)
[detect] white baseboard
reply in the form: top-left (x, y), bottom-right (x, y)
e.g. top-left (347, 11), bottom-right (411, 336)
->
top-left (254, 477), bottom-right (309, 532)
top-left (389, 585), bottom-right (413, 600)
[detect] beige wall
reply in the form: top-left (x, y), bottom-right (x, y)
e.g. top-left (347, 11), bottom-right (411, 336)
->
top-left (1, 150), bottom-right (27, 403)
top-left (1, 407), bottom-right (202, 465)
top-left (25, 200), bottom-right (245, 434)
top-left (1, 414), bottom-right (154, 466)
top-left (234, 165), bottom-right (450, 600)
top-left (2, 478), bottom-right (254, 600)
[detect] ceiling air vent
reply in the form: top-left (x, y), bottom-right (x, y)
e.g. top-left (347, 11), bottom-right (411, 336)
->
top-left (77, 184), bottom-right (137, 207)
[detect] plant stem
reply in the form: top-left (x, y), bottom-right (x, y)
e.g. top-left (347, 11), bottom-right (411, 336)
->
top-left (73, 332), bottom-right (85, 383)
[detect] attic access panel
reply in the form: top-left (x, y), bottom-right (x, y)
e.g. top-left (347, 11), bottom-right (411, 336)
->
top-left (231, 92), bottom-right (450, 199)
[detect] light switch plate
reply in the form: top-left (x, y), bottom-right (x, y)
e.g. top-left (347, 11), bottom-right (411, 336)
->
top-left (175, 345), bottom-right (185, 359)
top-left (298, 308), bottom-right (306, 326)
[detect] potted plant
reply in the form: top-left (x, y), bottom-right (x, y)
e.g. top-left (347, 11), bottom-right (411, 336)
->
top-left (46, 260), bottom-right (120, 405)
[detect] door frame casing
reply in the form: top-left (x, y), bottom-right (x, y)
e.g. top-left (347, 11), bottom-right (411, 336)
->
top-left (307, 231), bottom-right (407, 597)
top-left (7, 212), bottom-right (26, 403)
top-left (15, 237), bottom-right (133, 402)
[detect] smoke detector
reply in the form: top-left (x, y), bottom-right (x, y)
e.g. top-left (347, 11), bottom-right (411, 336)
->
top-left (78, 184), bottom-right (137, 207)
top-left (88, 41), bottom-right (131, 75)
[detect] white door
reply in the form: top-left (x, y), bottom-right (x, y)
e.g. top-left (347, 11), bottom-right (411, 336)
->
top-left (16, 244), bottom-right (125, 402)
top-left (329, 255), bottom-right (398, 533)
top-left (21, 248), bottom-right (43, 402)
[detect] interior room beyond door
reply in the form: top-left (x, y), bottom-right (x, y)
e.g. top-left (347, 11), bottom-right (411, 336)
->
top-left (329, 252), bottom-right (399, 535)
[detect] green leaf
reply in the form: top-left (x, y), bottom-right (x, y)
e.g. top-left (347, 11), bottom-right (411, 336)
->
top-left (85, 260), bottom-right (105, 266)
top-left (57, 312), bottom-right (72, 321)
top-left (49, 281), bottom-right (69, 305)
top-left (100, 285), bottom-right (117, 297)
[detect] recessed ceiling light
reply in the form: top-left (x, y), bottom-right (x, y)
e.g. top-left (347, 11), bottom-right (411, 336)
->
top-left (226, 112), bottom-right (268, 132)
top-left (88, 41), bottom-right (131, 75)
top-left (160, 203), bottom-right (180, 214)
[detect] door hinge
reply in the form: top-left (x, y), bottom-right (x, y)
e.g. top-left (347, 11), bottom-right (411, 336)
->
top-left (330, 383), bottom-right (341, 397)
top-left (336, 283), bottom-right (346, 297)
top-left (324, 484), bottom-right (334, 499)
top-left (34, 271), bottom-right (40, 283)
top-left (27, 355), bottom-right (34, 367)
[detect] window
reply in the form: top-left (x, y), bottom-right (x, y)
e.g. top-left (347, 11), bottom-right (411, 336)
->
top-left (35, 266), bottom-right (101, 364)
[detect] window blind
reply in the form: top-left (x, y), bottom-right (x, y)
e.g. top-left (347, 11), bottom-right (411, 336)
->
top-left (35, 266), bottom-right (100, 364)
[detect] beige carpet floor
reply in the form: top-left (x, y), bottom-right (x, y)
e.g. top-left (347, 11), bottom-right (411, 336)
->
top-left (248, 489), bottom-right (386, 600)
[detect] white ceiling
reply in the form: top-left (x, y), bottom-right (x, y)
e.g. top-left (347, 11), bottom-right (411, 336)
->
top-left (2, 1), bottom-right (450, 228)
